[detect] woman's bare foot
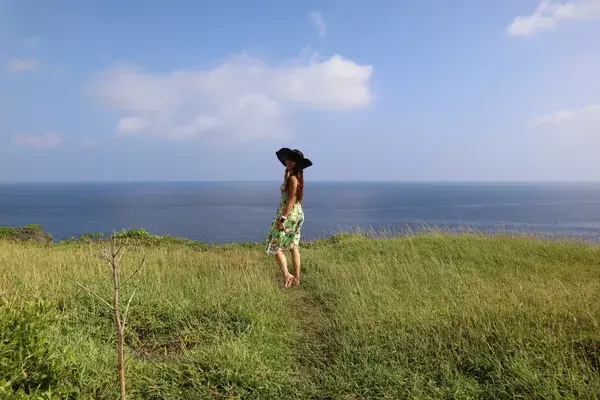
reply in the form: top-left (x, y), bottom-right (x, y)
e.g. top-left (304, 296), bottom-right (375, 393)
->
top-left (284, 274), bottom-right (295, 289)
top-left (292, 276), bottom-right (301, 287)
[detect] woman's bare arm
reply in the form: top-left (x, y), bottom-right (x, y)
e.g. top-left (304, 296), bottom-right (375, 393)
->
top-left (281, 176), bottom-right (298, 218)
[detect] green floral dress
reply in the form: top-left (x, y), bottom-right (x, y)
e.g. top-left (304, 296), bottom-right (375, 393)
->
top-left (265, 189), bottom-right (304, 255)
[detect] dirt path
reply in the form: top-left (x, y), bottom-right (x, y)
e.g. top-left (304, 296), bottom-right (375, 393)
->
top-left (287, 276), bottom-right (342, 400)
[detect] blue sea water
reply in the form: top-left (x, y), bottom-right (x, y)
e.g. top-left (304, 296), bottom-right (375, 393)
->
top-left (1, 182), bottom-right (600, 243)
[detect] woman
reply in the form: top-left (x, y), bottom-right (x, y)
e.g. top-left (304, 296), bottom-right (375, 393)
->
top-left (266, 148), bottom-right (313, 289)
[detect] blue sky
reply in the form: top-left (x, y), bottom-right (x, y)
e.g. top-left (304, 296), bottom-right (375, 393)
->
top-left (1, 0), bottom-right (599, 182)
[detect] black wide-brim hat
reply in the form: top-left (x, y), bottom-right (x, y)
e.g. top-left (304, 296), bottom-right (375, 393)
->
top-left (276, 148), bottom-right (313, 169)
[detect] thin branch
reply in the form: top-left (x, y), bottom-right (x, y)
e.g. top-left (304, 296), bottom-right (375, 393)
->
top-left (122, 288), bottom-right (136, 330)
top-left (76, 282), bottom-right (115, 311)
top-left (114, 242), bottom-right (123, 257)
top-left (119, 256), bottom-right (146, 289)
top-left (112, 238), bottom-right (129, 266)
top-left (116, 247), bottom-right (127, 266)
top-left (100, 247), bottom-right (112, 263)
top-left (114, 236), bottom-right (128, 255)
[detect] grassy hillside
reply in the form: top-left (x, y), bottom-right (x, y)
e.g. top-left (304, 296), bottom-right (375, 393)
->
top-left (1, 232), bottom-right (599, 399)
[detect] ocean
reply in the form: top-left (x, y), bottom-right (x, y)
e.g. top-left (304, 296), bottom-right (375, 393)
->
top-left (1, 181), bottom-right (600, 243)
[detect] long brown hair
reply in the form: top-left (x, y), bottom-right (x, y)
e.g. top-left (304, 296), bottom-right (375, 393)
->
top-left (282, 166), bottom-right (304, 203)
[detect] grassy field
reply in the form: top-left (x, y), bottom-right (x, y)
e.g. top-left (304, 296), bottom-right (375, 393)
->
top-left (1, 232), bottom-right (600, 399)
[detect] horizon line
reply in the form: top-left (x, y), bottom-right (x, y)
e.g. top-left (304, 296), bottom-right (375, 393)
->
top-left (1, 179), bottom-right (600, 185)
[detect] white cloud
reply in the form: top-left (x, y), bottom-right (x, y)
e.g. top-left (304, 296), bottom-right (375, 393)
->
top-left (507, 0), bottom-right (600, 36)
top-left (11, 131), bottom-right (63, 149)
top-left (85, 53), bottom-right (373, 141)
top-left (534, 104), bottom-right (600, 132)
top-left (310, 11), bottom-right (327, 36)
top-left (118, 117), bottom-right (151, 133)
top-left (7, 58), bottom-right (38, 72)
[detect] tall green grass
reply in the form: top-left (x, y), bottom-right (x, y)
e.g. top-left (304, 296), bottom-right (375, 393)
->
top-left (1, 233), bottom-right (599, 399)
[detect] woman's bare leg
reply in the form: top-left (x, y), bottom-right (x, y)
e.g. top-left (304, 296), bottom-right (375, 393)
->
top-left (275, 250), bottom-right (294, 288)
top-left (290, 246), bottom-right (301, 286)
